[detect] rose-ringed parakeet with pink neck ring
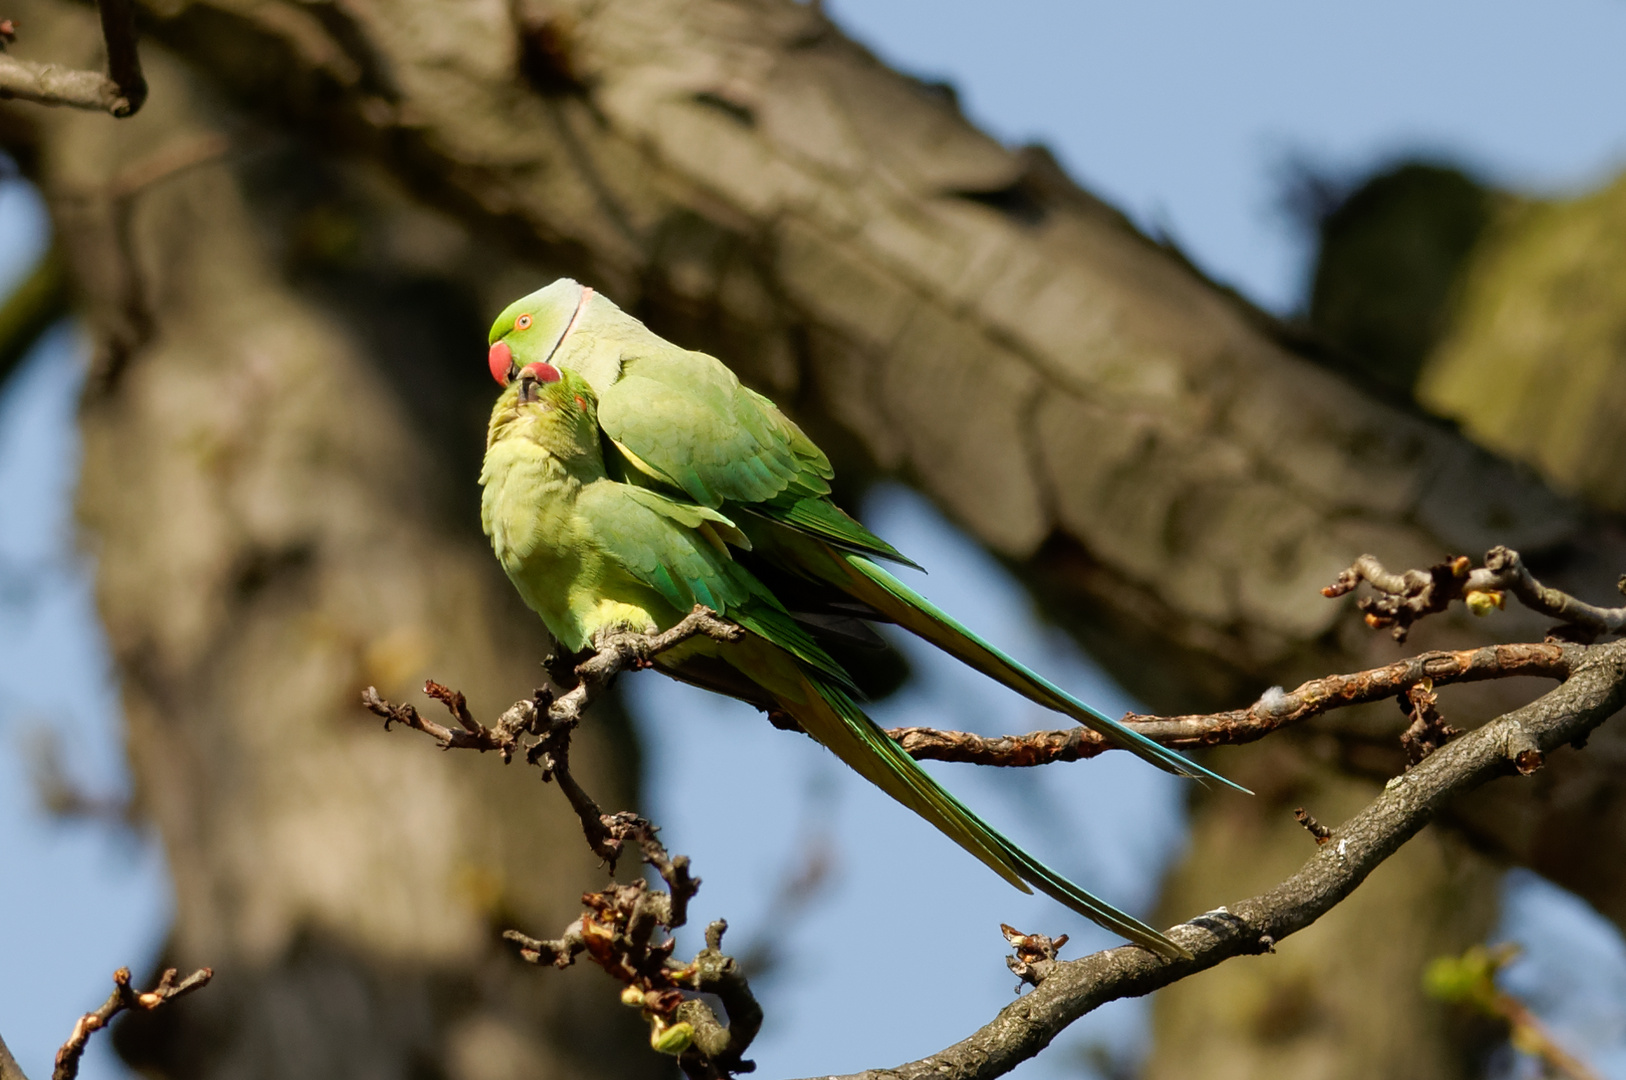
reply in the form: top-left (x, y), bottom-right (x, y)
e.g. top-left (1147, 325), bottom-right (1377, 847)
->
top-left (481, 280), bottom-right (1245, 958)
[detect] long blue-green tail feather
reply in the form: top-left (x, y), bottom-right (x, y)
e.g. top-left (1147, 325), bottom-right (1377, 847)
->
top-left (846, 555), bottom-right (1251, 796)
top-left (789, 674), bottom-right (1190, 959)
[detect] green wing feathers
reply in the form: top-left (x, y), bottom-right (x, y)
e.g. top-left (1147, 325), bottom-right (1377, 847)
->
top-left (575, 482), bottom-right (858, 692)
top-left (781, 670), bottom-right (1189, 960)
top-left (597, 367), bottom-right (832, 508)
top-left (745, 493), bottom-right (922, 569)
top-left (843, 555), bottom-right (1249, 794)
top-left (575, 483), bottom-right (751, 615)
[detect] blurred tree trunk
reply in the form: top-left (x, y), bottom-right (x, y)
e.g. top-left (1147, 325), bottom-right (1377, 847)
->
top-left (2, 0), bottom-right (1623, 1077)
top-left (3, 7), bottom-right (657, 1078)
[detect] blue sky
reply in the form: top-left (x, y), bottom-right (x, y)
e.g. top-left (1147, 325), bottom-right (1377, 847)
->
top-left (6, 2), bottom-right (1626, 1076)
top-left (826, 0), bottom-right (1626, 313)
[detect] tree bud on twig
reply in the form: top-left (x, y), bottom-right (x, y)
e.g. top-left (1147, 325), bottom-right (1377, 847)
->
top-left (650, 1018), bottom-right (695, 1054)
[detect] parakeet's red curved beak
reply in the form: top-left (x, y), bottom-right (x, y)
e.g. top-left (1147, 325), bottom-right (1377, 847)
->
top-left (520, 361), bottom-right (561, 384)
top-left (488, 341), bottom-right (514, 385)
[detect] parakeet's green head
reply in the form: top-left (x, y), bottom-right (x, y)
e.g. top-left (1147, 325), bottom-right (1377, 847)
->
top-left (486, 360), bottom-right (601, 462)
top-left (487, 278), bottom-right (593, 386)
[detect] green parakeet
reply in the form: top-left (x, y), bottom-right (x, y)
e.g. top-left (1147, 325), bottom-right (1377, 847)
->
top-left (481, 281), bottom-right (1241, 958)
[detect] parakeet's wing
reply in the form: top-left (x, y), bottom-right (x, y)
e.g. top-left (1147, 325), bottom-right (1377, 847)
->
top-left (744, 492), bottom-right (921, 569)
top-left (595, 357), bottom-right (921, 567)
top-left (576, 484), bottom-right (1187, 957)
top-left (574, 482), bottom-right (857, 692)
top-left (595, 356), bottom-right (833, 508)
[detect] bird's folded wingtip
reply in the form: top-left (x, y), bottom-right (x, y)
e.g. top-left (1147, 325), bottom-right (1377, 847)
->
top-left (1182, 761), bottom-right (1253, 796)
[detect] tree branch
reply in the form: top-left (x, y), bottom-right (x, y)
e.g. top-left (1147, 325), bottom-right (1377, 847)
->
top-left (887, 642), bottom-right (1572, 766)
top-left (366, 582), bottom-right (1617, 1080)
top-left (1324, 546), bottom-right (1626, 642)
top-left (49, 967), bottom-right (211, 1080)
top-left (365, 606), bottom-right (759, 1078)
top-left (0, 0), bottom-right (145, 116)
top-left (804, 637), bottom-right (1626, 1080)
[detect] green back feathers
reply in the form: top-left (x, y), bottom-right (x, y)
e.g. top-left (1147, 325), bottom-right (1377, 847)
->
top-left (491, 280), bottom-right (833, 510)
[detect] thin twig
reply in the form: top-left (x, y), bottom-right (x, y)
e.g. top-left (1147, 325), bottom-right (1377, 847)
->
top-left (501, 795), bottom-right (755, 1077)
top-left (886, 643), bottom-right (1572, 766)
top-left (798, 637), bottom-right (1626, 1080)
top-left (0, 0), bottom-right (145, 116)
top-left (52, 967), bottom-right (211, 1080)
top-left (1324, 546), bottom-right (1626, 642)
top-left (1292, 807), bottom-right (1332, 844)
top-left (367, 606), bottom-right (756, 1077)
top-left (1481, 545), bottom-right (1626, 638)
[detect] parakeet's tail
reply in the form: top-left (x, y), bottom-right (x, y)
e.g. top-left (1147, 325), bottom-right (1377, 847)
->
top-left (784, 672), bottom-right (1190, 959)
top-left (840, 556), bottom-right (1250, 795)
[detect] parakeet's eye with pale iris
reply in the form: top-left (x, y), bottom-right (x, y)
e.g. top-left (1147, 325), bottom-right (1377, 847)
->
top-left (516, 313), bottom-right (533, 331)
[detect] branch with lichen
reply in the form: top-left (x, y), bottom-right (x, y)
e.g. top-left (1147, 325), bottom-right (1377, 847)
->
top-left (364, 605), bottom-right (759, 1078)
top-left (0, 0), bottom-right (146, 116)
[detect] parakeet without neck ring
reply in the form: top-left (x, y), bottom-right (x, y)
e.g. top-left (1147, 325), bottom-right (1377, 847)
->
top-left (480, 279), bottom-right (1246, 959)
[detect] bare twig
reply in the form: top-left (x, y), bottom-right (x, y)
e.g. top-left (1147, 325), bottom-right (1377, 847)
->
top-left (732, 834), bottom-right (837, 979)
top-left (52, 967), bottom-right (211, 1080)
top-left (501, 800), bottom-right (757, 1078)
top-left (797, 637), bottom-right (1626, 1080)
top-left (1480, 545), bottom-right (1626, 639)
top-left (1398, 680), bottom-right (1461, 765)
top-left (1002, 924), bottom-right (1070, 991)
top-left (366, 606), bottom-right (756, 1078)
top-left (25, 727), bottom-right (134, 825)
top-left (0, 54), bottom-right (123, 112)
top-left (0, 0), bottom-right (146, 116)
top-left (1292, 807), bottom-right (1332, 844)
top-left (1324, 546), bottom-right (1626, 642)
top-left (887, 642), bottom-right (1572, 767)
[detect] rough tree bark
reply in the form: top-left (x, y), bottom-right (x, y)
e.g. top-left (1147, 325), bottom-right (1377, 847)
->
top-left (2, 0), bottom-right (1620, 1077)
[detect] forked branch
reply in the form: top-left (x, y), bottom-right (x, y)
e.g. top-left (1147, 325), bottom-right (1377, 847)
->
top-left (366, 557), bottom-right (1623, 1080)
top-left (364, 605), bottom-right (758, 1078)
